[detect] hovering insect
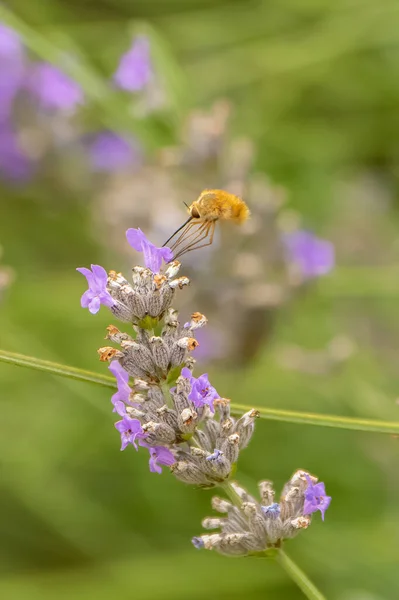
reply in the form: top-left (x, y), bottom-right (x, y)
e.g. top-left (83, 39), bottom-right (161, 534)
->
top-left (163, 189), bottom-right (250, 259)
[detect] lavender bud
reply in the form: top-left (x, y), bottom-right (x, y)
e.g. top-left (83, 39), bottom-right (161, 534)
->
top-left (221, 433), bottom-right (240, 464)
top-left (188, 312), bottom-right (208, 330)
top-left (171, 460), bottom-right (210, 486)
top-left (214, 398), bottom-right (231, 421)
top-left (149, 336), bottom-right (170, 372)
top-left (165, 260), bottom-right (181, 279)
top-left (178, 408), bottom-right (198, 433)
top-left (105, 325), bottom-right (132, 344)
top-left (169, 276), bottom-right (190, 289)
top-left (156, 405), bottom-right (179, 430)
top-left (202, 517), bottom-right (224, 529)
top-left (121, 340), bottom-right (157, 376)
top-left (258, 480), bottom-right (275, 506)
top-left (234, 409), bottom-right (260, 449)
top-left (142, 421), bottom-right (176, 445)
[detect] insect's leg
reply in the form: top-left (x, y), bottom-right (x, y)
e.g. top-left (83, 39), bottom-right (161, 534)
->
top-left (173, 221), bottom-right (215, 259)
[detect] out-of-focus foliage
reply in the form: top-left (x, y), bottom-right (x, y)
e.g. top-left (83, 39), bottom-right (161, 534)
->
top-left (1, 1), bottom-right (399, 599)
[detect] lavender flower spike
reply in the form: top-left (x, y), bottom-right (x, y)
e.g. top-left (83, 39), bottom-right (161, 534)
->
top-left (109, 360), bottom-right (131, 415)
top-left (148, 446), bottom-right (176, 474)
top-left (113, 36), bottom-right (152, 92)
top-left (115, 417), bottom-right (146, 451)
top-left (283, 230), bottom-right (334, 279)
top-left (27, 62), bottom-right (83, 111)
top-left (126, 228), bottom-right (173, 273)
top-left (303, 475), bottom-right (331, 521)
top-left (181, 367), bottom-right (219, 413)
top-left (76, 265), bottom-right (115, 314)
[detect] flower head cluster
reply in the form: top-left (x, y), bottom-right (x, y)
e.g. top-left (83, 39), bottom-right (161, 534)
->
top-left (78, 226), bottom-right (331, 551)
top-left (192, 471), bottom-right (331, 556)
top-left (77, 228), bottom-right (259, 483)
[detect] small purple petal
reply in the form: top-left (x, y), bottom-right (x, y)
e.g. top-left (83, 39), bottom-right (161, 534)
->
top-left (77, 264), bottom-right (115, 314)
top-left (126, 228), bottom-right (147, 252)
top-left (181, 367), bottom-right (193, 380)
top-left (147, 446), bottom-right (175, 473)
top-left (90, 264), bottom-right (108, 284)
top-left (303, 475), bottom-right (331, 521)
top-left (115, 417), bottom-right (145, 451)
top-left (192, 537), bottom-right (205, 549)
top-left (126, 228), bottom-right (172, 273)
top-left (88, 296), bottom-right (101, 314)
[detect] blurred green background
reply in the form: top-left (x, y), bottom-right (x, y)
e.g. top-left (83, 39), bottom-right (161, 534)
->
top-left (1, 1), bottom-right (399, 598)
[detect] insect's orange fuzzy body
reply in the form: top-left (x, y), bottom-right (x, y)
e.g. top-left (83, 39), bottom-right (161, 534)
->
top-left (188, 189), bottom-right (250, 224)
top-left (162, 189), bottom-right (249, 259)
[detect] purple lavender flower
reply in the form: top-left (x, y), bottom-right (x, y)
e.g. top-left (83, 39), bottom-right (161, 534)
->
top-left (76, 264), bottom-right (115, 314)
top-left (26, 62), bottom-right (83, 111)
top-left (192, 537), bottom-right (205, 549)
top-left (283, 230), bottom-right (335, 279)
top-left (206, 449), bottom-right (223, 462)
top-left (0, 24), bottom-right (26, 120)
top-left (0, 121), bottom-right (32, 182)
top-left (303, 475), bottom-right (331, 521)
top-left (181, 367), bottom-right (219, 413)
top-left (88, 131), bottom-right (141, 172)
top-left (148, 446), bottom-right (175, 473)
top-left (113, 36), bottom-right (152, 92)
top-left (115, 416), bottom-right (146, 451)
top-left (109, 361), bottom-right (131, 415)
top-left (261, 502), bottom-right (281, 518)
top-left (126, 228), bottom-right (173, 273)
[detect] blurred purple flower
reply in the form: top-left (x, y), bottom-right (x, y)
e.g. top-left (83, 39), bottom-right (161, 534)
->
top-left (181, 367), bottom-right (219, 413)
top-left (76, 264), bottom-right (115, 314)
top-left (113, 36), bottom-right (152, 92)
top-left (0, 24), bottom-right (26, 120)
top-left (283, 230), bottom-right (335, 279)
top-left (88, 131), bottom-right (141, 172)
top-left (192, 327), bottom-right (225, 362)
top-left (109, 360), bottom-right (131, 415)
top-left (147, 446), bottom-right (175, 473)
top-left (0, 122), bottom-right (32, 182)
top-left (126, 228), bottom-right (173, 273)
top-left (303, 475), bottom-right (331, 521)
top-left (115, 417), bottom-right (146, 451)
top-left (27, 62), bottom-right (83, 111)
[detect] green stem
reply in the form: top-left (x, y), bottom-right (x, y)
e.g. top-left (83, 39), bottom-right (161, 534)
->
top-left (221, 481), bottom-right (243, 506)
top-left (2, 348), bottom-right (399, 434)
top-left (160, 380), bottom-right (174, 409)
top-left (232, 402), bottom-right (399, 434)
top-left (278, 550), bottom-right (326, 600)
top-left (0, 349), bottom-right (116, 389)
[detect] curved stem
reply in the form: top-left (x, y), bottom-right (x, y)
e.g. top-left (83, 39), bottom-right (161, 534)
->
top-left (232, 401), bottom-right (399, 434)
top-left (2, 348), bottom-right (399, 434)
top-left (222, 483), bottom-right (326, 600)
top-left (0, 349), bottom-right (116, 389)
top-left (278, 550), bottom-right (326, 600)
